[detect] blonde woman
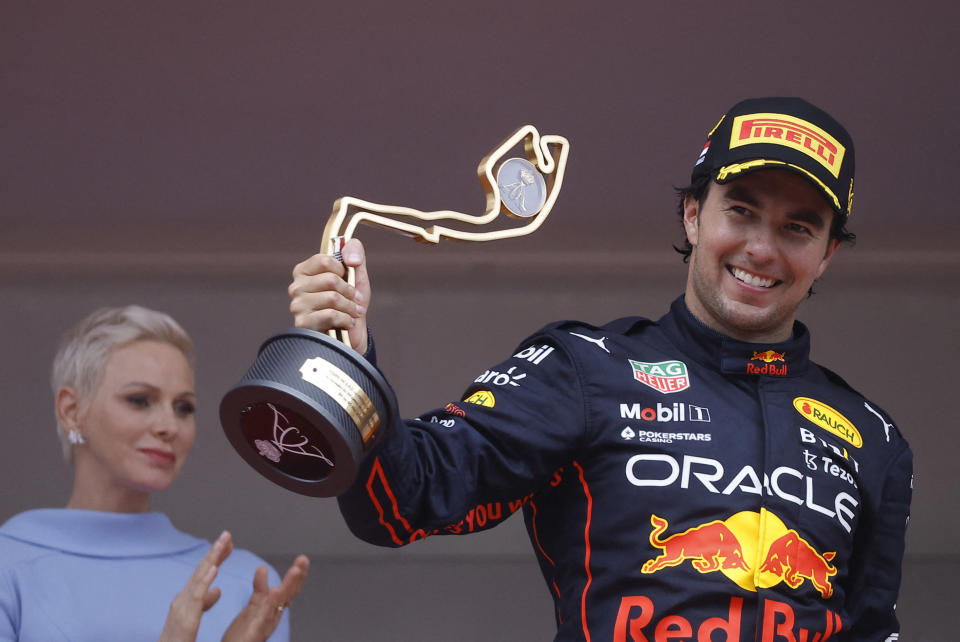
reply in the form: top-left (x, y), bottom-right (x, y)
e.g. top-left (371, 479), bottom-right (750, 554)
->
top-left (0, 306), bottom-right (309, 641)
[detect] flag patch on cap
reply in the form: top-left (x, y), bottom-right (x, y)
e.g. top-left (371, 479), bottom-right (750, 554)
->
top-left (695, 142), bottom-right (710, 166)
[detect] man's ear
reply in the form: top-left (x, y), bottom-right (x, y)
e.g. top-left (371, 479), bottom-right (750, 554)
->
top-left (682, 194), bottom-right (700, 248)
top-left (56, 387), bottom-right (83, 433)
top-left (816, 238), bottom-right (842, 279)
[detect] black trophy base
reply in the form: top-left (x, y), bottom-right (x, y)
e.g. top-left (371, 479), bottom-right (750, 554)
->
top-left (219, 328), bottom-right (397, 497)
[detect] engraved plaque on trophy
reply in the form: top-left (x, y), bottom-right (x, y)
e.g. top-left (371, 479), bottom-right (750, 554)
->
top-left (220, 126), bottom-right (569, 496)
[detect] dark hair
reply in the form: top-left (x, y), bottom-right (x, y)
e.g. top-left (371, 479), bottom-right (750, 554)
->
top-left (672, 175), bottom-right (857, 263)
top-left (672, 174), bottom-right (712, 263)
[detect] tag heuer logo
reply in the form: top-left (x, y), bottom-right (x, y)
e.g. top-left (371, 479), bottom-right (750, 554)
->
top-left (628, 359), bottom-right (690, 394)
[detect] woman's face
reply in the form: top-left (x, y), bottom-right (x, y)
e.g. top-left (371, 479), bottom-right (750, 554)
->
top-left (74, 340), bottom-right (196, 496)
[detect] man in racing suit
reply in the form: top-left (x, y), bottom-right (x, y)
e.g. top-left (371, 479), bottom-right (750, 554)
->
top-left (289, 97), bottom-right (913, 641)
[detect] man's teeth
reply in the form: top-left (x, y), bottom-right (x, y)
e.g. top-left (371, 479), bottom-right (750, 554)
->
top-left (732, 267), bottom-right (776, 288)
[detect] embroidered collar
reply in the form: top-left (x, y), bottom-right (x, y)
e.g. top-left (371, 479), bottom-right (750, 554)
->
top-left (658, 297), bottom-right (811, 378)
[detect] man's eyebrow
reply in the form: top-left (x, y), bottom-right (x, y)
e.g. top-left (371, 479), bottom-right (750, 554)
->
top-left (787, 208), bottom-right (829, 230)
top-left (724, 183), bottom-right (829, 230)
top-left (722, 184), bottom-right (760, 207)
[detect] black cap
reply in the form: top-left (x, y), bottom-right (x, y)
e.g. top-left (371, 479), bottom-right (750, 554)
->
top-left (691, 97), bottom-right (855, 217)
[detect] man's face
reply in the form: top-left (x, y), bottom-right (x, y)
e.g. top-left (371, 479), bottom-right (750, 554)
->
top-left (683, 169), bottom-right (841, 343)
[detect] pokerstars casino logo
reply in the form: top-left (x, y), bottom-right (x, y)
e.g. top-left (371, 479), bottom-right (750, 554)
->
top-left (628, 360), bottom-right (690, 394)
top-left (793, 397), bottom-right (862, 448)
top-left (730, 112), bottom-right (846, 178)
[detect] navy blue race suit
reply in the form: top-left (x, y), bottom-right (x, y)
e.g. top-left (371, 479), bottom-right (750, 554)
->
top-left (339, 297), bottom-right (912, 642)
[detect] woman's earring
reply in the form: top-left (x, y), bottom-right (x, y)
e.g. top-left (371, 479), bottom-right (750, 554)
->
top-left (68, 430), bottom-right (86, 445)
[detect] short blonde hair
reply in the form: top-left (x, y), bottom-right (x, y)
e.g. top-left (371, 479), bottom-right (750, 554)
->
top-left (51, 305), bottom-right (194, 460)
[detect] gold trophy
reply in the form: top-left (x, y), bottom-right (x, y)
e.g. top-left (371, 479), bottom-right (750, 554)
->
top-left (220, 126), bottom-right (569, 496)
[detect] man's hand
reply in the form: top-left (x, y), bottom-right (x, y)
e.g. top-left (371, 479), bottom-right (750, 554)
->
top-left (159, 531), bottom-right (233, 642)
top-left (221, 555), bottom-right (310, 642)
top-left (289, 238), bottom-right (371, 353)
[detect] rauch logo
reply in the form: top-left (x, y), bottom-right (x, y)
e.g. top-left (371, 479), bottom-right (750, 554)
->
top-left (793, 397), bottom-right (862, 448)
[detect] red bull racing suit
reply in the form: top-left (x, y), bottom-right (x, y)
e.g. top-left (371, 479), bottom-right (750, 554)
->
top-left (339, 297), bottom-right (913, 641)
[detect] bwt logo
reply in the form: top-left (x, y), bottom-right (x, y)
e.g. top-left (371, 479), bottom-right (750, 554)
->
top-left (620, 402), bottom-right (711, 423)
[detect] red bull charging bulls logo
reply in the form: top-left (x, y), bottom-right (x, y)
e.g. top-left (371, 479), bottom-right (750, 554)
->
top-left (641, 515), bottom-right (749, 574)
top-left (641, 510), bottom-right (837, 598)
top-left (751, 350), bottom-right (785, 363)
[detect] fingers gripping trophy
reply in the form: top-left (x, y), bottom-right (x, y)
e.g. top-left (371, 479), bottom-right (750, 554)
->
top-left (220, 126), bottom-right (570, 496)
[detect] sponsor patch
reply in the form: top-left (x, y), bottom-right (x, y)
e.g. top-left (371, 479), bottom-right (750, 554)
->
top-left (625, 453), bottom-right (859, 533)
top-left (628, 359), bottom-right (690, 394)
top-left (444, 403), bottom-right (466, 418)
top-left (752, 350), bottom-right (785, 363)
top-left (464, 390), bottom-right (496, 407)
top-left (793, 397), bottom-right (862, 448)
top-left (513, 344), bottom-right (554, 365)
top-left (474, 366), bottom-right (526, 387)
top-left (620, 402), bottom-right (711, 423)
top-left (620, 427), bottom-right (711, 443)
top-left (730, 112), bottom-right (846, 178)
top-left (863, 401), bottom-right (893, 442)
top-left (746, 349), bottom-right (788, 375)
top-left (640, 509), bottom-right (838, 598)
top-left (569, 332), bottom-right (611, 353)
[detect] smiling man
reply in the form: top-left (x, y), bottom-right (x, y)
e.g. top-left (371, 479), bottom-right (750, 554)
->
top-left (288, 97), bottom-right (913, 641)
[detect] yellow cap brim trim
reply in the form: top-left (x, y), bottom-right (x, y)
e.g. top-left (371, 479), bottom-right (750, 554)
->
top-left (715, 159), bottom-right (846, 216)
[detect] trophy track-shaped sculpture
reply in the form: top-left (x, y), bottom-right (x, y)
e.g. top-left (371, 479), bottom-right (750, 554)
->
top-left (221, 126), bottom-right (569, 496)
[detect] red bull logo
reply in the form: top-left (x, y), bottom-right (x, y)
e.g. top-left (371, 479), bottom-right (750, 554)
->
top-left (752, 350), bottom-right (786, 363)
top-left (641, 515), bottom-right (749, 574)
top-left (747, 349), bottom-right (787, 375)
top-left (640, 510), bottom-right (837, 599)
top-left (759, 530), bottom-right (837, 599)
top-left (614, 595), bottom-right (843, 642)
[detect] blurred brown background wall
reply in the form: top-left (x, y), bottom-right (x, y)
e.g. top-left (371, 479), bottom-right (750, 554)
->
top-left (2, 2), bottom-right (958, 639)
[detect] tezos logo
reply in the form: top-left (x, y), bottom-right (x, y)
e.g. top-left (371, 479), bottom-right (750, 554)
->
top-left (629, 360), bottom-right (690, 394)
top-left (793, 397), bottom-right (862, 448)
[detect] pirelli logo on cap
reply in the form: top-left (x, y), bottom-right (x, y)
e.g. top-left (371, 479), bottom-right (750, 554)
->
top-left (730, 113), bottom-right (846, 178)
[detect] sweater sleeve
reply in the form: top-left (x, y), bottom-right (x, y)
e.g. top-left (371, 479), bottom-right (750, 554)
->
top-left (337, 331), bottom-right (586, 546)
top-left (845, 443), bottom-right (913, 639)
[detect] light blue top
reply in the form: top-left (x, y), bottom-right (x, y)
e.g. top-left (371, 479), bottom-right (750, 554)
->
top-left (0, 509), bottom-right (289, 642)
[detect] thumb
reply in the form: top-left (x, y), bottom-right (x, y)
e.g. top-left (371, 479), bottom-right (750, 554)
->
top-left (342, 239), bottom-right (371, 352)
